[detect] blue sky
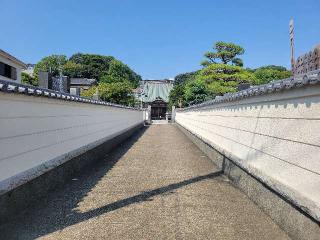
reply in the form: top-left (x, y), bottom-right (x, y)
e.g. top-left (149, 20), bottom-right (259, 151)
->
top-left (1, 0), bottom-right (319, 79)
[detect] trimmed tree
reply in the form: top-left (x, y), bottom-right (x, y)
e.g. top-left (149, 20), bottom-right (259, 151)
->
top-left (201, 41), bottom-right (244, 67)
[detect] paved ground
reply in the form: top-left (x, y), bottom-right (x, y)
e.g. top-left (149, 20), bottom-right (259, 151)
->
top-left (0, 125), bottom-right (289, 240)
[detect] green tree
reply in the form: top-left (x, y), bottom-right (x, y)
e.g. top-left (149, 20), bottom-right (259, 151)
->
top-left (68, 53), bottom-right (141, 86)
top-left (174, 71), bottom-right (199, 86)
top-left (21, 72), bottom-right (37, 86)
top-left (169, 84), bottom-right (186, 108)
top-left (63, 61), bottom-right (84, 78)
top-left (197, 63), bottom-right (256, 95)
top-left (34, 55), bottom-right (67, 77)
top-left (201, 41), bottom-right (244, 67)
top-left (253, 65), bottom-right (292, 84)
top-left (257, 65), bottom-right (288, 71)
top-left (231, 58), bottom-right (243, 67)
top-left (184, 79), bottom-right (210, 105)
top-left (69, 53), bottom-right (115, 80)
top-left (100, 60), bottom-right (141, 87)
top-left (197, 41), bottom-right (255, 96)
top-left (82, 81), bottom-right (135, 106)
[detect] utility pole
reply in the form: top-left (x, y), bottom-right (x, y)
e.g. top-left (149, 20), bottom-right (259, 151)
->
top-left (289, 19), bottom-right (295, 74)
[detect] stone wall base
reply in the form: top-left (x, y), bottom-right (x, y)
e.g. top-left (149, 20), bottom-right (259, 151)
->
top-left (0, 124), bottom-right (144, 225)
top-left (176, 123), bottom-right (320, 240)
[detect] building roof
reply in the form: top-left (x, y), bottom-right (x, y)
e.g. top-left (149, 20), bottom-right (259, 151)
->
top-left (141, 81), bottom-right (173, 103)
top-left (70, 78), bottom-right (97, 86)
top-left (0, 49), bottom-right (27, 68)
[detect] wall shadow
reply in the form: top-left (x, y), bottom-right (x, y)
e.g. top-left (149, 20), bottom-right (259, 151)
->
top-left (0, 126), bottom-right (223, 240)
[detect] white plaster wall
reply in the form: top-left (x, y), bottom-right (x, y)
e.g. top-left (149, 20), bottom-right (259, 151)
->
top-left (176, 85), bottom-right (320, 221)
top-left (0, 55), bottom-right (23, 83)
top-left (0, 92), bottom-right (143, 193)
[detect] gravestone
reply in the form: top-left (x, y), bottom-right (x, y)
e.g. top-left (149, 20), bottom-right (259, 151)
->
top-left (52, 76), bottom-right (70, 93)
top-left (38, 71), bottom-right (52, 89)
top-left (70, 87), bottom-right (80, 96)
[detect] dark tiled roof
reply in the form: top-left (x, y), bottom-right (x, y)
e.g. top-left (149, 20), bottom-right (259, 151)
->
top-left (178, 70), bottom-right (320, 111)
top-left (0, 79), bottom-right (140, 110)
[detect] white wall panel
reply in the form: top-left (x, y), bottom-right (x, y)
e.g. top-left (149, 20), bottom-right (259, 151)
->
top-left (0, 92), bottom-right (143, 193)
top-left (176, 85), bottom-right (320, 221)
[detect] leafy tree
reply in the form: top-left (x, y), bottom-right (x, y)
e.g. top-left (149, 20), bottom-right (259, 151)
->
top-left (63, 61), bottom-right (83, 78)
top-left (100, 60), bottom-right (141, 87)
top-left (81, 81), bottom-right (135, 106)
top-left (201, 41), bottom-right (244, 66)
top-left (21, 72), bottom-right (37, 86)
top-left (169, 84), bottom-right (186, 108)
top-left (197, 63), bottom-right (256, 95)
top-left (174, 71), bottom-right (199, 86)
top-left (99, 81), bottom-right (135, 105)
top-left (184, 79), bottom-right (210, 105)
top-left (34, 55), bottom-right (67, 77)
top-left (256, 65), bottom-right (288, 72)
top-left (169, 42), bottom-right (251, 106)
top-left (231, 58), bottom-right (243, 67)
top-left (68, 53), bottom-right (115, 80)
top-left (169, 42), bottom-right (292, 107)
top-left (253, 65), bottom-right (292, 84)
top-left (68, 53), bottom-right (141, 86)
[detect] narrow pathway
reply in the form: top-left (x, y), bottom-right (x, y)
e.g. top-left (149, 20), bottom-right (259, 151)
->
top-left (1, 125), bottom-right (289, 239)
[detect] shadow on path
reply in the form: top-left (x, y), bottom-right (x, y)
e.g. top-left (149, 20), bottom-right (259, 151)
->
top-left (1, 125), bottom-right (222, 240)
top-left (70, 171), bottom-right (223, 223)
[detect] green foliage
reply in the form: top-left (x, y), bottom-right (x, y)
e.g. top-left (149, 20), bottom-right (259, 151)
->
top-left (231, 58), bottom-right (243, 67)
top-left (68, 53), bottom-right (115, 80)
top-left (34, 55), bottom-right (67, 77)
top-left (197, 63), bottom-right (256, 95)
top-left (169, 84), bottom-right (186, 108)
top-left (81, 85), bottom-right (98, 98)
top-left (21, 72), bottom-right (38, 86)
top-left (184, 79), bottom-right (210, 105)
top-left (256, 65), bottom-right (288, 71)
top-left (201, 41), bottom-right (244, 66)
top-left (169, 41), bottom-right (254, 106)
top-left (81, 81), bottom-right (135, 106)
top-left (32, 52), bottom-right (141, 106)
top-left (67, 53), bottom-right (141, 86)
top-left (174, 71), bottom-right (198, 86)
top-left (100, 60), bottom-right (141, 87)
top-left (33, 53), bottom-right (141, 94)
top-left (169, 41), bottom-right (292, 107)
top-left (253, 65), bottom-right (292, 84)
top-left (63, 61), bottom-right (83, 78)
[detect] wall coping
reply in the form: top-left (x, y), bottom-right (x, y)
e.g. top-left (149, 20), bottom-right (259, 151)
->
top-left (0, 79), bottom-right (142, 111)
top-left (178, 70), bottom-right (320, 112)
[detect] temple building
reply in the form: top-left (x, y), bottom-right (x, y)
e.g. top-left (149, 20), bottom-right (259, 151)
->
top-left (139, 79), bottom-right (173, 120)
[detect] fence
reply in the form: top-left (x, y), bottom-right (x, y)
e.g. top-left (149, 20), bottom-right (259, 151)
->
top-left (175, 71), bottom-right (320, 222)
top-left (0, 80), bottom-right (144, 195)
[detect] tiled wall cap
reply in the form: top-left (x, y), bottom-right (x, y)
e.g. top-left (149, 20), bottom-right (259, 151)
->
top-left (178, 70), bottom-right (320, 112)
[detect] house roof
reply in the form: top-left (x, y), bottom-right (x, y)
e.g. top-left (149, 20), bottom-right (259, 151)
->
top-left (0, 49), bottom-right (27, 68)
top-left (70, 78), bottom-right (97, 86)
top-left (141, 81), bottom-right (173, 103)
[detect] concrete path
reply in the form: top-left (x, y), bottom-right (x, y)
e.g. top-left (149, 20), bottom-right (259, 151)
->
top-left (0, 125), bottom-right (289, 240)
